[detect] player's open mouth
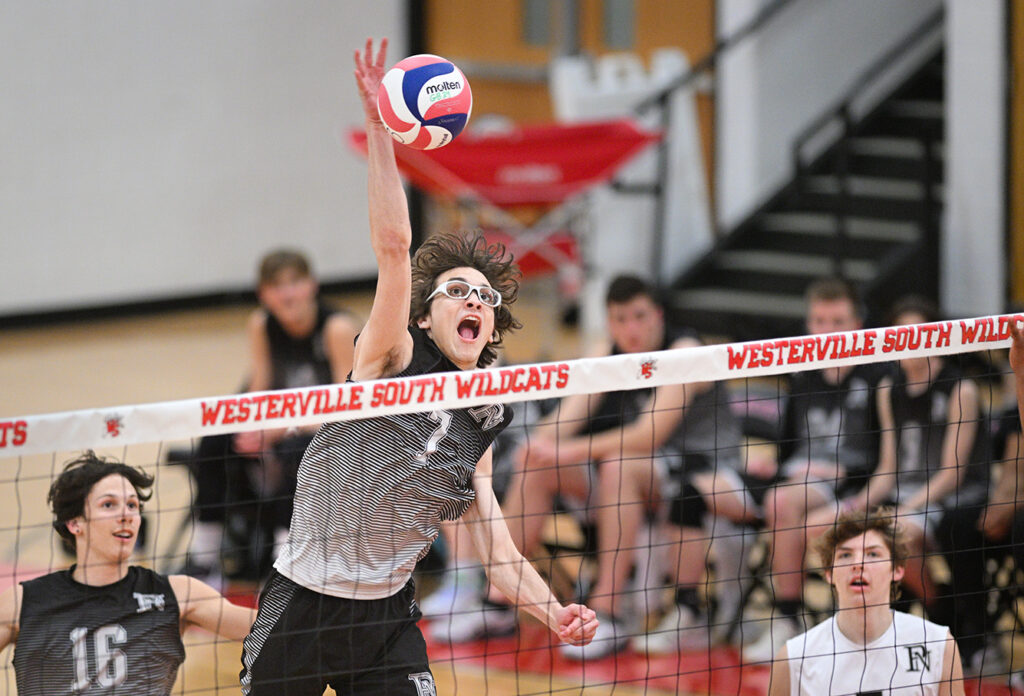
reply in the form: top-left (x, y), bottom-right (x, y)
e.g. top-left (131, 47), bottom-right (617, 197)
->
top-left (850, 578), bottom-right (867, 588)
top-left (113, 531), bottom-right (133, 539)
top-left (458, 317), bottom-right (480, 340)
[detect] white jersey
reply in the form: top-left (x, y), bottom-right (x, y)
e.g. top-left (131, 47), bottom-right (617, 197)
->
top-left (785, 611), bottom-right (950, 696)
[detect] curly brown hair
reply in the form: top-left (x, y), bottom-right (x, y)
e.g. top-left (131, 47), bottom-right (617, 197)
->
top-left (817, 506), bottom-right (908, 602)
top-left (49, 450), bottom-right (154, 545)
top-left (410, 231), bottom-right (521, 368)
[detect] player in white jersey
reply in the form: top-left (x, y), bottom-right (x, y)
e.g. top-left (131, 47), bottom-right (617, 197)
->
top-left (769, 507), bottom-right (963, 696)
top-left (239, 38), bottom-right (597, 695)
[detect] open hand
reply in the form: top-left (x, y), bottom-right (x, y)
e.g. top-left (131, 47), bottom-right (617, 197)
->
top-left (353, 37), bottom-right (388, 124)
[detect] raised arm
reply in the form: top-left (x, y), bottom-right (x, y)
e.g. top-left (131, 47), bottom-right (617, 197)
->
top-left (170, 575), bottom-right (257, 642)
top-left (463, 449), bottom-right (598, 646)
top-left (351, 37), bottom-right (414, 381)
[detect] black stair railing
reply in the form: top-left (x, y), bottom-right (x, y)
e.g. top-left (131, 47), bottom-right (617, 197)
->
top-left (618, 0), bottom-right (801, 285)
top-left (791, 7), bottom-right (945, 288)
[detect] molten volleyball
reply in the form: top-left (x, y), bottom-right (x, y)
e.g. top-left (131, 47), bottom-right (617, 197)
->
top-left (377, 54), bottom-right (472, 150)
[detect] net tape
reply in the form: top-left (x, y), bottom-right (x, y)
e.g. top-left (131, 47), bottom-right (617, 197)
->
top-left (3, 313), bottom-right (1018, 456)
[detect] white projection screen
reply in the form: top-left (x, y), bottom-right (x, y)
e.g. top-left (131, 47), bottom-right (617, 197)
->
top-left (0, 1), bottom-right (406, 316)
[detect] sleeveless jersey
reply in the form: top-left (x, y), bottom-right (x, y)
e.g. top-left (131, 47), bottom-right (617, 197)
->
top-left (781, 362), bottom-right (893, 478)
top-left (265, 301), bottom-right (338, 389)
top-left (786, 611), bottom-right (949, 695)
top-left (14, 566), bottom-right (184, 696)
top-left (276, 326), bottom-right (513, 599)
top-left (662, 378), bottom-right (742, 469)
top-left (889, 363), bottom-right (988, 508)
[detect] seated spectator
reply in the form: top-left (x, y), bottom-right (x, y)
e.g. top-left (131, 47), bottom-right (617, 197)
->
top-left (185, 249), bottom-right (359, 583)
top-left (769, 506), bottom-right (964, 696)
top-left (828, 297), bottom-right (984, 611)
top-left (939, 324), bottom-right (1024, 674)
top-left (430, 274), bottom-right (755, 660)
top-left (745, 278), bottom-right (893, 662)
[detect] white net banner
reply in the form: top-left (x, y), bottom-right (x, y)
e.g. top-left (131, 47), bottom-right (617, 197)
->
top-left (3, 313), bottom-right (1018, 456)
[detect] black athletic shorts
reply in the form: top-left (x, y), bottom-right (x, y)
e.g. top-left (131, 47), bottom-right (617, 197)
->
top-left (240, 571), bottom-right (435, 695)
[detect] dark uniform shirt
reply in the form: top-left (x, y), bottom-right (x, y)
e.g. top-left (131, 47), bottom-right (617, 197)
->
top-left (780, 362), bottom-right (893, 484)
top-left (890, 362), bottom-right (989, 507)
top-left (14, 566), bottom-right (184, 696)
top-left (265, 301), bottom-right (339, 389)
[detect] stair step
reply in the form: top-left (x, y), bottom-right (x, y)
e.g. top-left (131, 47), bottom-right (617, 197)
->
top-left (715, 251), bottom-right (877, 281)
top-left (847, 137), bottom-right (943, 160)
top-left (747, 231), bottom-right (910, 259)
top-left (803, 175), bottom-right (940, 201)
top-left (672, 288), bottom-right (806, 319)
top-left (758, 213), bottom-right (920, 242)
top-left (884, 99), bottom-right (944, 120)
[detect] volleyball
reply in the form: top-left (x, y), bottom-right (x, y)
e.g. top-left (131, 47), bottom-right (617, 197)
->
top-left (377, 54), bottom-right (472, 150)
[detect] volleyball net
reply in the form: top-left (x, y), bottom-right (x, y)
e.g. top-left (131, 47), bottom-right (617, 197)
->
top-left (1, 313), bottom-right (1021, 694)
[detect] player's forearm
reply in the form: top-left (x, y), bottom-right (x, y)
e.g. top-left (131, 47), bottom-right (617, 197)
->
top-left (365, 121), bottom-right (411, 258)
top-left (589, 418), bottom-right (669, 461)
top-left (1017, 375), bottom-right (1024, 433)
top-left (486, 553), bottom-right (562, 634)
top-left (217, 603), bottom-right (258, 642)
top-left (905, 468), bottom-right (960, 511)
top-left (852, 470), bottom-right (896, 509)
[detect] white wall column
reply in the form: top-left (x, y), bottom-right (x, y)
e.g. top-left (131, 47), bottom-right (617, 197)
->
top-left (942, 0), bottom-right (1006, 315)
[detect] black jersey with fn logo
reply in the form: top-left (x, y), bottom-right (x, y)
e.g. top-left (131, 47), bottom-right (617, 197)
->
top-left (14, 566), bottom-right (184, 695)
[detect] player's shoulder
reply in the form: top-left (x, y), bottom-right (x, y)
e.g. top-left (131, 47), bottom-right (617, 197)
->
top-left (324, 306), bottom-right (361, 333)
top-left (665, 325), bottom-right (700, 347)
top-left (247, 306), bottom-right (270, 331)
top-left (787, 616), bottom-right (835, 656)
top-left (166, 573), bottom-right (218, 606)
top-left (892, 609), bottom-right (949, 636)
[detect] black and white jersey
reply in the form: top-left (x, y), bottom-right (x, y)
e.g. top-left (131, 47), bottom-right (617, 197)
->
top-left (276, 326), bottom-right (513, 599)
top-left (14, 566), bottom-right (184, 696)
top-left (780, 362), bottom-right (893, 479)
top-left (889, 362), bottom-right (988, 507)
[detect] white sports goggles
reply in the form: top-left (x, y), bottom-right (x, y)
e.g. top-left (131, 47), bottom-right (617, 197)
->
top-left (426, 280), bottom-right (502, 308)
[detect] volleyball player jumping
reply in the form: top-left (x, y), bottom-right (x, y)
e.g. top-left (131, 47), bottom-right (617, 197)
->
top-left (239, 38), bottom-right (598, 696)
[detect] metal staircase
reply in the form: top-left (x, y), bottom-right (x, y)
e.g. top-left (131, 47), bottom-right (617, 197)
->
top-left (669, 44), bottom-right (944, 341)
